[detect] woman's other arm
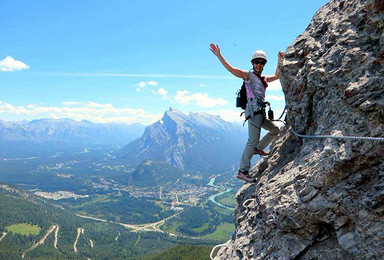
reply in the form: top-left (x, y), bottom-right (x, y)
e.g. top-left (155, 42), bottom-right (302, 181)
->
top-left (267, 51), bottom-right (285, 82)
top-left (210, 43), bottom-right (247, 80)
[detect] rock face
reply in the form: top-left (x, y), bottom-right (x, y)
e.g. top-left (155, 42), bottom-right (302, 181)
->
top-left (216, 0), bottom-right (384, 259)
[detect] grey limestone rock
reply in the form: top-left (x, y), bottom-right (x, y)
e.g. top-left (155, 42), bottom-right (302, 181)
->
top-left (216, 0), bottom-right (384, 259)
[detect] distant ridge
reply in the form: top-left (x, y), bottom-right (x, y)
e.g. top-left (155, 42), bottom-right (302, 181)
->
top-left (0, 118), bottom-right (145, 145)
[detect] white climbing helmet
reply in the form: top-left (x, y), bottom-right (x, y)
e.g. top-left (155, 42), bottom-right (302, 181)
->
top-left (251, 50), bottom-right (267, 62)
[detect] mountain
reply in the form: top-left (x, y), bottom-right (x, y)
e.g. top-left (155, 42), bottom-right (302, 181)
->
top-left (118, 108), bottom-right (248, 173)
top-left (0, 118), bottom-right (145, 145)
top-left (216, 0), bottom-right (384, 259)
top-left (116, 159), bottom-right (187, 187)
top-left (130, 160), bottom-right (185, 186)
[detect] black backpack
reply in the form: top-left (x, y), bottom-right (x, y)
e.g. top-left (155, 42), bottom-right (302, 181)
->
top-left (236, 82), bottom-right (247, 110)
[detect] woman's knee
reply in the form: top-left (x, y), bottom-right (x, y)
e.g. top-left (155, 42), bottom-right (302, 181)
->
top-left (270, 125), bottom-right (280, 136)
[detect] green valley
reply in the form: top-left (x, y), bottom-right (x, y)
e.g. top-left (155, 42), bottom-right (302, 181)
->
top-left (0, 184), bottom-right (218, 259)
top-left (0, 146), bottom-right (241, 259)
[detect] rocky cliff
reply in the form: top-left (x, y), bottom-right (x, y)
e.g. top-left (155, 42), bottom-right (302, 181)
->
top-left (216, 0), bottom-right (384, 259)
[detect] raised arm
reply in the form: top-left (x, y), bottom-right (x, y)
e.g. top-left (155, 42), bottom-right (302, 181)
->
top-left (210, 43), bottom-right (247, 80)
top-left (266, 51), bottom-right (285, 82)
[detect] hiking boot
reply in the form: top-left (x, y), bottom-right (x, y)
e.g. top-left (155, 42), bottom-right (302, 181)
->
top-left (237, 171), bottom-right (255, 183)
top-left (254, 148), bottom-right (269, 156)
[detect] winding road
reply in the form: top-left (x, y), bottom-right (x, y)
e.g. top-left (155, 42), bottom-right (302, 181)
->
top-left (22, 225), bottom-right (59, 258)
top-left (0, 232), bottom-right (7, 242)
top-left (73, 228), bottom-right (85, 253)
top-left (77, 212), bottom-right (180, 233)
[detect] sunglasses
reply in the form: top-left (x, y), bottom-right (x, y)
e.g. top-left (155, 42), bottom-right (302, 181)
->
top-left (252, 59), bottom-right (267, 65)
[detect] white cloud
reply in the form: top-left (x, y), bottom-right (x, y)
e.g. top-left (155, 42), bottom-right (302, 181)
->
top-left (268, 80), bottom-right (282, 91)
top-left (50, 113), bottom-right (59, 120)
top-left (147, 81), bottom-right (159, 86)
top-left (138, 82), bottom-right (147, 87)
top-left (0, 56), bottom-right (30, 72)
top-left (174, 90), bottom-right (228, 108)
top-left (153, 88), bottom-right (168, 100)
top-left (136, 81), bottom-right (147, 92)
top-left (266, 94), bottom-right (285, 101)
top-left (157, 88), bottom-right (167, 96)
top-left (87, 102), bottom-right (113, 108)
top-left (61, 101), bottom-right (113, 108)
top-left (0, 101), bottom-right (161, 125)
top-left (136, 80), bottom-right (159, 92)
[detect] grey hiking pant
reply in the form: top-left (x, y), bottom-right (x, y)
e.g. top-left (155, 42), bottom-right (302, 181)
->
top-left (239, 113), bottom-right (280, 172)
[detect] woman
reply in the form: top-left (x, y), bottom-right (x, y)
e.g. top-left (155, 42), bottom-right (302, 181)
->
top-left (210, 43), bottom-right (284, 183)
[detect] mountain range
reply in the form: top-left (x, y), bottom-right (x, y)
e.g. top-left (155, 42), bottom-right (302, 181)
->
top-left (0, 118), bottom-right (144, 145)
top-left (118, 108), bottom-right (248, 173)
top-left (0, 109), bottom-right (249, 173)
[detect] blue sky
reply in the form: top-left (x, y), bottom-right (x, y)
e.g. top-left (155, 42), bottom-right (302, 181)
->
top-left (0, 0), bottom-right (328, 125)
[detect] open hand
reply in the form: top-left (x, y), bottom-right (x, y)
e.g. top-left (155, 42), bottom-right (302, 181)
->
top-left (210, 43), bottom-right (221, 56)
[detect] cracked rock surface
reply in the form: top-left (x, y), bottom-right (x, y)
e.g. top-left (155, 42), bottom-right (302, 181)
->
top-left (216, 0), bottom-right (384, 259)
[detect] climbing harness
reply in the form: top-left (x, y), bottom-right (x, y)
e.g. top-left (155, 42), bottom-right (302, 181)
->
top-left (242, 101), bottom-right (286, 127)
top-left (210, 243), bottom-right (228, 260)
top-left (241, 99), bottom-right (267, 126)
top-left (286, 110), bottom-right (384, 142)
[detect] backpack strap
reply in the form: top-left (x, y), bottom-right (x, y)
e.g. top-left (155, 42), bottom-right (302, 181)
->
top-left (244, 81), bottom-right (255, 120)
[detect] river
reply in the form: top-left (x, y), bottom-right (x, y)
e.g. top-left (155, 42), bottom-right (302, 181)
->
top-left (207, 177), bottom-right (235, 211)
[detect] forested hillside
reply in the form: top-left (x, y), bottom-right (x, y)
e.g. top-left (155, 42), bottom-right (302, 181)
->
top-left (0, 184), bottom-right (212, 259)
top-left (139, 245), bottom-right (213, 260)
